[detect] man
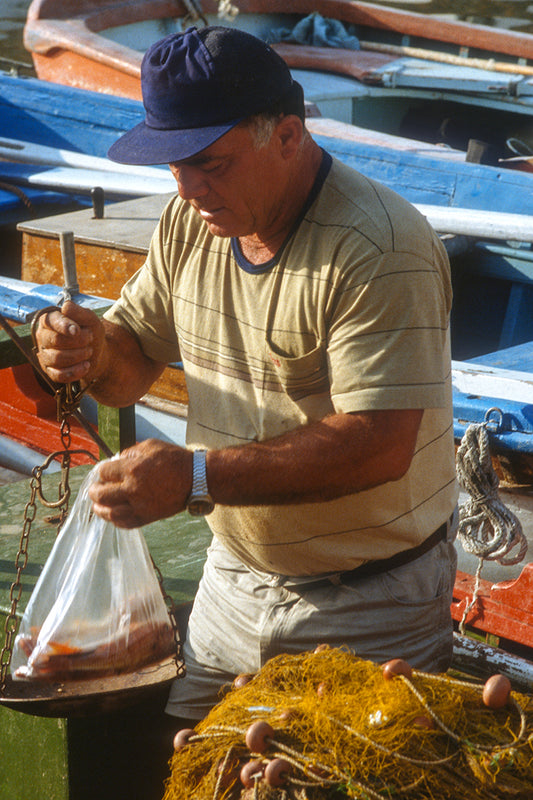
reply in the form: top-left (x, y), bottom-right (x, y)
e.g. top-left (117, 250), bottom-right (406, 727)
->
top-left (34, 26), bottom-right (458, 728)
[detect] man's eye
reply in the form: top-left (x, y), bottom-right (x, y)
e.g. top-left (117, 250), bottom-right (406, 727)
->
top-left (203, 160), bottom-right (224, 173)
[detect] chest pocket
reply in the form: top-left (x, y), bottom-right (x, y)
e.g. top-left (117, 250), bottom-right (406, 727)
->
top-left (266, 339), bottom-right (331, 405)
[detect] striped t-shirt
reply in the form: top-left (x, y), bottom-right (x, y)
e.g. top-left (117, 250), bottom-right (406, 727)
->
top-left (105, 154), bottom-right (458, 576)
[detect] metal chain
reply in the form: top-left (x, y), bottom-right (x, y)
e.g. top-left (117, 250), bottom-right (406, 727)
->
top-left (1, 376), bottom-right (183, 686)
top-left (1, 469), bottom-right (41, 689)
top-left (150, 557), bottom-right (186, 678)
top-left (0, 397), bottom-right (98, 689)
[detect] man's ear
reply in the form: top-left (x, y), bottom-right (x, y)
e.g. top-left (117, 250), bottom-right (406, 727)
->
top-left (276, 115), bottom-right (305, 159)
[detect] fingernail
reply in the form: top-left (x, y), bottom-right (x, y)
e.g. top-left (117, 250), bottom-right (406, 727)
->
top-left (68, 324), bottom-right (77, 336)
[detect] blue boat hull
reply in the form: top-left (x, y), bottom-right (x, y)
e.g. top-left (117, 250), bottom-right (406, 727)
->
top-left (3, 70), bottom-right (533, 214)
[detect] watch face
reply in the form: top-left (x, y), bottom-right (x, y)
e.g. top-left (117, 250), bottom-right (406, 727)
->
top-left (188, 498), bottom-right (215, 516)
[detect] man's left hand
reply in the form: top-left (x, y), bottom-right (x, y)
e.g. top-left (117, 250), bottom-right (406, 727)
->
top-left (89, 439), bottom-right (193, 528)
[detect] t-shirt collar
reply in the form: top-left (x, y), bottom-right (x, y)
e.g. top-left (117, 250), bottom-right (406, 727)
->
top-left (232, 148), bottom-right (333, 275)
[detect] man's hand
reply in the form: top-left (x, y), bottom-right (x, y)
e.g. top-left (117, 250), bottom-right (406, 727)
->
top-left (33, 300), bottom-right (105, 385)
top-left (89, 439), bottom-right (194, 528)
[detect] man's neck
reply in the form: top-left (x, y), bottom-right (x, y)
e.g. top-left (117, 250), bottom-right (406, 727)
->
top-left (237, 141), bottom-right (324, 266)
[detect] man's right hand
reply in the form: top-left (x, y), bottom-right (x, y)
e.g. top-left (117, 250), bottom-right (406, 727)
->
top-left (33, 300), bottom-right (106, 385)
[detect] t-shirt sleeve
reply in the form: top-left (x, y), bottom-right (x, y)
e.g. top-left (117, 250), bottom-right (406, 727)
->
top-left (104, 200), bottom-right (182, 365)
top-left (327, 244), bottom-right (451, 413)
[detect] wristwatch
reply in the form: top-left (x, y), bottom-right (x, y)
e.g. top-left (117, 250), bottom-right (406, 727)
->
top-left (187, 449), bottom-right (215, 516)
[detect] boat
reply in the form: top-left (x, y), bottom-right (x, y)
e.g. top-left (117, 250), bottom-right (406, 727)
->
top-left (22, 0), bottom-right (533, 165)
top-left (0, 68), bottom-right (179, 214)
top-left (0, 68), bottom-right (462, 218)
top-left (6, 64), bottom-right (533, 220)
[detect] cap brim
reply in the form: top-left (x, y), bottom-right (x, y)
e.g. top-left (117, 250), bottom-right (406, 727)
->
top-left (107, 118), bottom-right (241, 165)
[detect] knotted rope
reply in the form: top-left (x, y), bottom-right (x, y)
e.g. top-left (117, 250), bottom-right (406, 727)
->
top-left (455, 422), bottom-right (528, 632)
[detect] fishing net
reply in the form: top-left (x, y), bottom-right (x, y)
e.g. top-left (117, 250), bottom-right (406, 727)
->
top-left (163, 647), bottom-right (533, 800)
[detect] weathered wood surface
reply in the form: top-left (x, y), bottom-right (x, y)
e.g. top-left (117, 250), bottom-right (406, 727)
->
top-left (25, 0), bottom-right (533, 103)
top-left (452, 566), bottom-right (533, 649)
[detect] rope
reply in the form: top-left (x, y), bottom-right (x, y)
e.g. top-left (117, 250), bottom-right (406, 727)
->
top-left (455, 422), bottom-right (528, 632)
top-left (0, 180), bottom-right (35, 215)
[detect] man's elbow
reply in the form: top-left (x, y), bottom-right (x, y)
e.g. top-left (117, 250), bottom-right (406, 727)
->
top-left (384, 449), bottom-right (415, 483)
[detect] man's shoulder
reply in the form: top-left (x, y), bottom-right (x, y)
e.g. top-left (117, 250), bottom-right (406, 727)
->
top-left (312, 155), bottom-right (434, 245)
top-left (323, 156), bottom-right (418, 215)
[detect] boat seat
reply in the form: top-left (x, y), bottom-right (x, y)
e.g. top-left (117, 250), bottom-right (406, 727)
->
top-left (272, 43), bottom-right (398, 81)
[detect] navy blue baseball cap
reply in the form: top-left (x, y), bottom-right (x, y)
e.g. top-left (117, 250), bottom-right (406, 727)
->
top-left (108, 26), bottom-right (305, 165)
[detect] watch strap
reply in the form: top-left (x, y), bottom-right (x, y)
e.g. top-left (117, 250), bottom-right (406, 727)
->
top-left (191, 449), bottom-right (209, 497)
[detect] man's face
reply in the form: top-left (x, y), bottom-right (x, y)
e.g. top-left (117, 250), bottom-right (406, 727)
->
top-left (168, 124), bottom-right (284, 239)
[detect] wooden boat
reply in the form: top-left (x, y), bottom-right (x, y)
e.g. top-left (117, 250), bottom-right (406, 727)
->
top-left (0, 69), bottom-right (177, 213)
top-left (5, 65), bottom-right (533, 220)
top-left (22, 0), bottom-right (533, 164)
top-left (0, 69), bottom-right (464, 214)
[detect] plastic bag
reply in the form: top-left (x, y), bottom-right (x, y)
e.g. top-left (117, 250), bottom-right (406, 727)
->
top-left (11, 463), bottom-right (175, 681)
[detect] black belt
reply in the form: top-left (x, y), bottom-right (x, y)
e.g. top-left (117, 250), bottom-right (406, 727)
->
top-left (296, 520), bottom-right (449, 591)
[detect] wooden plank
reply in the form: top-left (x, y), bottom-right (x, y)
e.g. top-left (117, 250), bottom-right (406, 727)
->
top-left (312, 134), bottom-right (533, 214)
top-left (97, 404), bottom-right (136, 456)
top-left (452, 359), bottom-right (533, 404)
top-left (452, 566), bottom-right (533, 649)
top-left (21, 235), bottom-right (147, 295)
top-left (272, 42), bottom-right (398, 79)
top-left (416, 205), bottom-right (533, 242)
top-left (306, 117), bottom-right (465, 161)
top-left (452, 634), bottom-right (533, 690)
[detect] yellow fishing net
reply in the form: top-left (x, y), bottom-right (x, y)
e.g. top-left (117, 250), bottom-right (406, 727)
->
top-left (163, 647), bottom-right (533, 799)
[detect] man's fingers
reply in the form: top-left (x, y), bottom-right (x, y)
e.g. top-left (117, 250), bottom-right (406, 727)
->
top-left (60, 300), bottom-right (100, 328)
top-left (39, 302), bottom-right (99, 342)
top-left (94, 458), bottom-right (127, 484)
top-left (39, 345), bottom-right (93, 367)
top-left (91, 501), bottom-right (139, 529)
top-left (89, 480), bottom-right (127, 506)
top-left (35, 338), bottom-right (93, 382)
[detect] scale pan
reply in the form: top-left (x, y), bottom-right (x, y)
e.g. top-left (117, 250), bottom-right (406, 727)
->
top-left (0, 656), bottom-right (179, 717)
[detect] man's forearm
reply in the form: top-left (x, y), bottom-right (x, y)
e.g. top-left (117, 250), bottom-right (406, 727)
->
top-left (83, 320), bottom-right (165, 407)
top-left (206, 408), bottom-right (423, 506)
top-left (88, 409), bottom-right (423, 528)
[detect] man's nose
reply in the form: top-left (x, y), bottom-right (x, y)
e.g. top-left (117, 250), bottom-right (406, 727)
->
top-left (168, 164), bottom-right (209, 200)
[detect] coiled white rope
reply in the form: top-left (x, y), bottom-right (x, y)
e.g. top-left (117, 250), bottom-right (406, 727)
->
top-left (455, 422), bottom-right (528, 633)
